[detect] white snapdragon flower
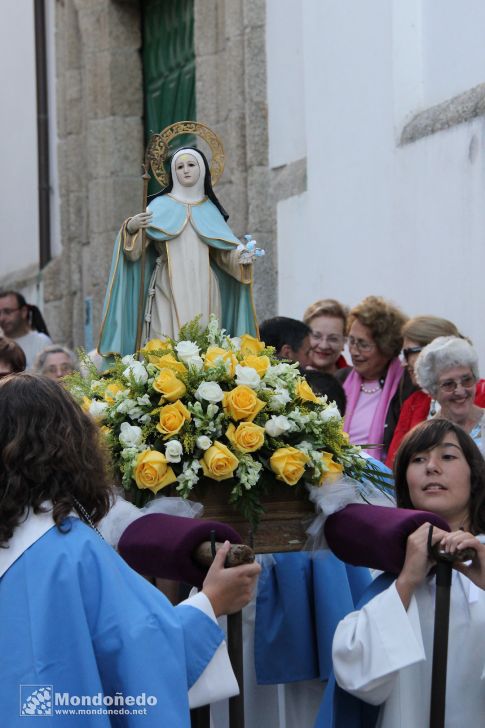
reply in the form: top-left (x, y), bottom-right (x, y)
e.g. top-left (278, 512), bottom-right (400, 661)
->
top-left (119, 422), bottom-right (143, 448)
top-left (175, 341), bottom-right (200, 366)
top-left (137, 394), bottom-right (151, 406)
top-left (268, 387), bottom-right (291, 411)
top-left (264, 415), bottom-right (291, 438)
top-left (165, 440), bottom-right (183, 463)
top-left (122, 359), bottom-right (148, 385)
top-left (195, 381), bottom-right (224, 403)
top-left (88, 400), bottom-right (108, 420)
top-left (230, 337), bottom-right (241, 352)
top-left (235, 364), bottom-right (260, 389)
top-left (196, 435), bottom-right (212, 450)
top-left (320, 403), bottom-right (342, 422)
top-left (116, 398), bottom-right (144, 420)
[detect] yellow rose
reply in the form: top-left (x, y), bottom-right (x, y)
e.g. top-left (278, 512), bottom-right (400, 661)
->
top-left (81, 396), bottom-right (91, 412)
top-left (269, 446), bottom-right (310, 486)
top-left (223, 385), bottom-right (266, 422)
top-left (134, 450), bottom-right (177, 493)
top-left (226, 422), bottom-right (265, 453)
top-left (295, 377), bottom-right (319, 403)
top-left (240, 354), bottom-right (270, 377)
top-left (204, 346), bottom-right (238, 377)
top-left (156, 400), bottom-right (191, 439)
top-left (152, 368), bottom-right (187, 402)
top-left (103, 381), bottom-right (125, 404)
top-left (153, 353), bottom-right (187, 375)
top-left (200, 441), bottom-right (239, 481)
top-left (142, 338), bottom-right (173, 364)
top-left (319, 452), bottom-right (344, 484)
top-left (240, 334), bottom-right (265, 357)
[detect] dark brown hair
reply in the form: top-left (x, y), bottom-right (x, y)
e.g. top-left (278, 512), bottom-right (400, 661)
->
top-left (0, 337), bottom-right (26, 373)
top-left (0, 290), bottom-right (50, 336)
top-left (0, 374), bottom-right (113, 546)
top-left (394, 419), bottom-right (485, 534)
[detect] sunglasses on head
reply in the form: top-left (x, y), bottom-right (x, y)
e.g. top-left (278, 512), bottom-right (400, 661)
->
top-left (402, 346), bottom-right (422, 361)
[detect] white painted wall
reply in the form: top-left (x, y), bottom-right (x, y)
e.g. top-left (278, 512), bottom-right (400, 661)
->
top-left (266, 0), bottom-right (485, 366)
top-left (266, 0), bottom-right (306, 167)
top-left (0, 0), bottom-right (39, 277)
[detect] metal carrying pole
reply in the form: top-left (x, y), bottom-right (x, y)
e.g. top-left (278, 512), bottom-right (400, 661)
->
top-left (190, 538), bottom-right (253, 728)
top-left (428, 526), bottom-right (476, 728)
top-left (429, 560), bottom-right (452, 728)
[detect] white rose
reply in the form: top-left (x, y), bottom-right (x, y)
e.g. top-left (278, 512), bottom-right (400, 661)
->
top-left (265, 415), bottom-right (291, 438)
top-left (235, 364), bottom-right (260, 389)
top-left (320, 404), bottom-right (342, 422)
top-left (123, 360), bottom-right (148, 385)
top-left (230, 337), bottom-right (241, 351)
top-left (119, 422), bottom-right (143, 448)
top-left (175, 340), bottom-right (200, 363)
top-left (195, 381), bottom-right (224, 403)
top-left (165, 440), bottom-right (184, 463)
top-left (88, 400), bottom-right (108, 420)
top-left (196, 435), bottom-right (212, 450)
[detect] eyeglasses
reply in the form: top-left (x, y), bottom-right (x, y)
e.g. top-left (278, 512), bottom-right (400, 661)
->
top-left (348, 336), bottom-right (375, 353)
top-left (310, 332), bottom-right (345, 347)
top-left (0, 307), bottom-right (21, 316)
top-left (402, 346), bottom-right (422, 361)
top-left (45, 364), bottom-right (74, 376)
top-left (438, 374), bottom-right (476, 393)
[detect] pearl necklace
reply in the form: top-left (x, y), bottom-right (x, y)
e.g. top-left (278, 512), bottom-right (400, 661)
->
top-left (360, 383), bottom-right (381, 394)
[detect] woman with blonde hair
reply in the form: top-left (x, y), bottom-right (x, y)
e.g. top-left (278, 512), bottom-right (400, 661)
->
top-left (303, 298), bottom-right (349, 374)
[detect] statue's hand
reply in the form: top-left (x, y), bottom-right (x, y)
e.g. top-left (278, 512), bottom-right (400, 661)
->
top-left (237, 234), bottom-right (265, 266)
top-left (126, 211), bottom-right (153, 235)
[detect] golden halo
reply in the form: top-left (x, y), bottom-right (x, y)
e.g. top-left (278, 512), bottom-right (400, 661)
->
top-left (147, 121), bottom-right (225, 188)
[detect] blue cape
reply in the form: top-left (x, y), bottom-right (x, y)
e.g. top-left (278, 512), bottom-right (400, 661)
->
top-left (314, 572), bottom-right (396, 728)
top-left (98, 195), bottom-right (258, 361)
top-left (0, 518), bottom-right (223, 727)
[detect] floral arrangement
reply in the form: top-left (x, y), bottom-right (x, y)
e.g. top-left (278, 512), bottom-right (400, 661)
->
top-left (69, 317), bottom-right (379, 527)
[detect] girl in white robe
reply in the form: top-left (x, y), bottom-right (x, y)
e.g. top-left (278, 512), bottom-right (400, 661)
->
top-left (329, 419), bottom-right (485, 728)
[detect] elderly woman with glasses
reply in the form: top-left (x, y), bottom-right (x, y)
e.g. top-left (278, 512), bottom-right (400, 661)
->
top-left (386, 317), bottom-right (485, 466)
top-left (336, 296), bottom-right (409, 461)
top-left (412, 336), bottom-right (485, 453)
top-left (303, 298), bottom-right (349, 374)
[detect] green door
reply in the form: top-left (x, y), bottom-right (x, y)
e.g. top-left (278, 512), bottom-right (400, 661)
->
top-left (142, 0), bottom-right (196, 194)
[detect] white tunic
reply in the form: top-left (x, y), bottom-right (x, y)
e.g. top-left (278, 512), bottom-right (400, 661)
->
top-left (332, 574), bottom-right (485, 727)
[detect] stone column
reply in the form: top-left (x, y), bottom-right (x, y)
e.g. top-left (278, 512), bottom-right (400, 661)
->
top-left (194, 0), bottom-right (277, 321)
top-left (44, 0), bottom-right (144, 348)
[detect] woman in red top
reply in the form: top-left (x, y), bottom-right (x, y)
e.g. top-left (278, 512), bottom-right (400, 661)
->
top-left (386, 316), bottom-right (485, 466)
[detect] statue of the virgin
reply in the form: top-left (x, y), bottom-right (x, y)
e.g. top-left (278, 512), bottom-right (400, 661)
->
top-left (98, 123), bottom-right (258, 361)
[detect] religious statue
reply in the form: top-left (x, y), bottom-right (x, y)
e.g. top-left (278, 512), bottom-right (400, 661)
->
top-left (98, 122), bottom-right (260, 362)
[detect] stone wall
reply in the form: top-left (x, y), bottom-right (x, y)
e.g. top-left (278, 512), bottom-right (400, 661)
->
top-left (194, 0), bottom-right (277, 321)
top-left (5, 0), bottom-right (277, 350)
top-left (43, 0), bottom-right (144, 348)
